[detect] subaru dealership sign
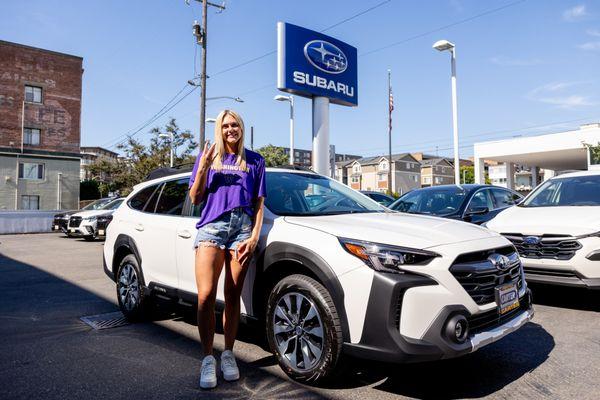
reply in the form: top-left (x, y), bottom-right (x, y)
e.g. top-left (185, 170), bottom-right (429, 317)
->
top-left (277, 22), bottom-right (358, 106)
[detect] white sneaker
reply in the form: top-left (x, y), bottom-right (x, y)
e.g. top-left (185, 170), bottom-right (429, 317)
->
top-left (199, 355), bottom-right (217, 389)
top-left (220, 350), bottom-right (240, 381)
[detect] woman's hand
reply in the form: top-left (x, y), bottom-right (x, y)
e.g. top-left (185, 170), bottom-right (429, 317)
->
top-left (199, 141), bottom-right (216, 171)
top-left (237, 237), bottom-right (258, 266)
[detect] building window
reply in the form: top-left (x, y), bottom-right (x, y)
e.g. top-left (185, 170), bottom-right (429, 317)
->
top-left (24, 128), bottom-right (41, 145)
top-left (21, 195), bottom-right (40, 210)
top-left (412, 175), bottom-right (418, 182)
top-left (406, 162), bottom-right (411, 169)
top-left (351, 176), bottom-right (359, 184)
top-left (352, 164), bottom-right (361, 173)
top-left (423, 176), bottom-right (432, 184)
top-left (18, 163), bottom-right (44, 180)
top-left (25, 85), bottom-right (43, 103)
top-left (377, 174), bottom-right (387, 182)
top-left (435, 177), bottom-right (443, 184)
top-left (379, 161), bottom-right (388, 171)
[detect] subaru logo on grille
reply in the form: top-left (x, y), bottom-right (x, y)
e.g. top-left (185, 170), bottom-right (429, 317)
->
top-left (304, 40), bottom-right (347, 74)
top-left (524, 236), bottom-right (541, 245)
top-left (488, 253), bottom-right (511, 271)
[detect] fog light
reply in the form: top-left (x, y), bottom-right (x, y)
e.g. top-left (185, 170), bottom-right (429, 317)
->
top-left (445, 315), bottom-right (469, 344)
top-left (586, 250), bottom-right (600, 261)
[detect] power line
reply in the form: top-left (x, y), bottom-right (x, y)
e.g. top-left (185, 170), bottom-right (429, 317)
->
top-left (360, 0), bottom-right (528, 57)
top-left (321, 0), bottom-right (392, 32)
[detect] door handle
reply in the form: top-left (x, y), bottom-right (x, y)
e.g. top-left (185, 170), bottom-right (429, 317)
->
top-left (178, 230), bottom-right (192, 239)
top-left (135, 224), bottom-right (144, 232)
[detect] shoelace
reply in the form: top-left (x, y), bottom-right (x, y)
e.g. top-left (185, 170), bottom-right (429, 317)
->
top-left (222, 355), bottom-right (236, 369)
top-left (202, 360), bottom-right (216, 377)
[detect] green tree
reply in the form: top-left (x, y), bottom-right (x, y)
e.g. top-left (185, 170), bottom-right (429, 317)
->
top-left (88, 118), bottom-right (197, 195)
top-left (584, 142), bottom-right (600, 165)
top-left (257, 144), bottom-right (289, 167)
top-left (459, 165), bottom-right (491, 184)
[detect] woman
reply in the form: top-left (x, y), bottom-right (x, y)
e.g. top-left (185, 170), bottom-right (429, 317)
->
top-left (188, 110), bottom-right (266, 389)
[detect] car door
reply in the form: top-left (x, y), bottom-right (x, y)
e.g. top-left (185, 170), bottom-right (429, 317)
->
top-left (488, 188), bottom-right (522, 221)
top-left (137, 178), bottom-right (189, 289)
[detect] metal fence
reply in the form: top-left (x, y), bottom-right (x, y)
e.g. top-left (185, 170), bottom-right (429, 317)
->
top-left (0, 210), bottom-right (59, 234)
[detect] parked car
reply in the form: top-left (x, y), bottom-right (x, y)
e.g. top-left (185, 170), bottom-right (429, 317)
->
top-left (485, 170), bottom-right (600, 289)
top-left (388, 184), bottom-right (523, 225)
top-left (52, 197), bottom-right (115, 234)
top-left (95, 213), bottom-right (114, 240)
top-left (103, 168), bottom-right (532, 383)
top-left (360, 190), bottom-right (395, 206)
top-left (68, 198), bottom-right (124, 241)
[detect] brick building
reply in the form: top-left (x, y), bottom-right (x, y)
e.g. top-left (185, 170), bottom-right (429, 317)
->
top-left (0, 40), bottom-right (83, 210)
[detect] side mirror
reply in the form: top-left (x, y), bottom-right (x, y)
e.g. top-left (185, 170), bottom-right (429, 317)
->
top-left (465, 206), bottom-right (489, 216)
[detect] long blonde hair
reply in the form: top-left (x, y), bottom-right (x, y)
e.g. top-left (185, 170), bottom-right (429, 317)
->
top-left (211, 109), bottom-right (247, 172)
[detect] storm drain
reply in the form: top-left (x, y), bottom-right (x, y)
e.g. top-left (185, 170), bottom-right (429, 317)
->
top-left (80, 311), bottom-right (129, 330)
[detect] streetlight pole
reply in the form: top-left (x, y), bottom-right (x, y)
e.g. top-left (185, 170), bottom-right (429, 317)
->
top-left (433, 39), bottom-right (461, 186)
top-left (159, 131), bottom-right (174, 167)
top-left (274, 95), bottom-right (295, 165)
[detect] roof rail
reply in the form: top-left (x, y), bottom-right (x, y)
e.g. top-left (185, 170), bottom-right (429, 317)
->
top-left (270, 165), bottom-right (317, 173)
top-left (145, 162), bottom-right (194, 181)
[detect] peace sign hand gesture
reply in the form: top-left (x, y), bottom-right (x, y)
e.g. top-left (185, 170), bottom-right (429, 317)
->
top-left (199, 141), bottom-right (216, 172)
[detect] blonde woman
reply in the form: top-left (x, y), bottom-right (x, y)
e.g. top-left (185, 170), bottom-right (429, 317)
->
top-left (188, 110), bottom-right (266, 389)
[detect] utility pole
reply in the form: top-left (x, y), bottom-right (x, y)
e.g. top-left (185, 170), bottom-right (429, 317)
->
top-left (250, 126), bottom-right (254, 150)
top-left (192, 0), bottom-right (226, 147)
top-left (387, 70), bottom-right (393, 195)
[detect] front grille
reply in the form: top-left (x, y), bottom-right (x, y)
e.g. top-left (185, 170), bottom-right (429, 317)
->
top-left (523, 266), bottom-right (578, 278)
top-left (69, 216), bottom-right (82, 227)
top-left (450, 246), bottom-right (523, 305)
top-left (502, 234), bottom-right (582, 260)
top-left (468, 294), bottom-right (529, 335)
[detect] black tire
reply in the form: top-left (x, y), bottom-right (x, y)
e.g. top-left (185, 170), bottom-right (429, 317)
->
top-left (83, 235), bottom-right (95, 242)
top-left (266, 274), bottom-right (343, 383)
top-left (116, 254), bottom-right (152, 321)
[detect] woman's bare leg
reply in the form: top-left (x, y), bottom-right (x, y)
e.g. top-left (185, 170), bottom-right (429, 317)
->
top-left (195, 244), bottom-right (225, 356)
top-left (222, 250), bottom-right (249, 350)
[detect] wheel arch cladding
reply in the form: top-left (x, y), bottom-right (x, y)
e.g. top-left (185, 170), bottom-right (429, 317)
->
top-left (113, 234), bottom-right (145, 285)
top-left (255, 241), bottom-right (351, 342)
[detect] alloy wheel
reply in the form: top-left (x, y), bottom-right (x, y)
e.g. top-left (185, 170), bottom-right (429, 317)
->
top-left (118, 264), bottom-right (140, 312)
top-left (272, 292), bottom-right (324, 371)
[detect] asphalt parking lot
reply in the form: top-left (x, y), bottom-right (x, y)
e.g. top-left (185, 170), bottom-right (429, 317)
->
top-left (1, 233), bottom-right (599, 399)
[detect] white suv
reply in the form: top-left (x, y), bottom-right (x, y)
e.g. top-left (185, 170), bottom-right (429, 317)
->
top-left (103, 168), bottom-right (533, 383)
top-left (486, 170), bottom-right (600, 289)
top-left (68, 198), bottom-right (124, 240)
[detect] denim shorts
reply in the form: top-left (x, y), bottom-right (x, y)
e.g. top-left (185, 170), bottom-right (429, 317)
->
top-left (193, 207), bottom-right (252, 250)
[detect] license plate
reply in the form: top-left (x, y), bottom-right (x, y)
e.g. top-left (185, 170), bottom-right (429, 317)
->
top-left (70, 228), bottom-right (76, 233)
top-left (98, 229), bottom-right (105, 236)
top-left (496, 282), bottom-right (519, 315)
top-left (54, 225), bottom-right (59, 230)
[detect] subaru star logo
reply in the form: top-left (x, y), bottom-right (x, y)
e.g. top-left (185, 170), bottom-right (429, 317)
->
top-left (304, 40), bottom-right (347, 74)
top-left (524, 236), bottom-right (541, 245)
top-left (488, 253), bottom-right (511, 271)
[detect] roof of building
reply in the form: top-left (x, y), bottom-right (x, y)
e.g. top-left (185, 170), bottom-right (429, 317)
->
top-left (349, 153), bottom-right (418, 166)
top-left (420, 158), bottom-right (454, 167)
top-left (0, 40), bottom-right (83, 60)
top-left (80, 146), bottom-right (119, 157)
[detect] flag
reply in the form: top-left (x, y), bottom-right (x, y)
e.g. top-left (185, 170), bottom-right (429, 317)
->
top-left (389, 85), bottom-right (394, 113)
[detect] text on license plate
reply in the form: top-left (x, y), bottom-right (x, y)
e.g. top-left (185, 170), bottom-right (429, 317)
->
top-left (98, 230), bottom-right (105, 236)
top-left (496, 282), bottom-right (519, 315)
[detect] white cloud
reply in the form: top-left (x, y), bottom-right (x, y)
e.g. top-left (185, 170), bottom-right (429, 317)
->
top-left (578, 41), bottom-right (600, 50)
top-left (490, 56), bottom-right (542, 66)
top-left (587, 28), bottom-right (600, 37)
top-left (528, 81), bottom-right (596, 109)
top-left (563, 5), bottom-right (589, 22)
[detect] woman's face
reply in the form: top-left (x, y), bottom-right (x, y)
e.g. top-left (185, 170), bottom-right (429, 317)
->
top-left (221, 114), bottom-right (242, 147)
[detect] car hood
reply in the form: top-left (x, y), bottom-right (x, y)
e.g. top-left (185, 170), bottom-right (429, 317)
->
top-left (487, 206), bottom-right (600, 236)
top-left (284, 212), bottom-right (499, 249)
top-left (72, 209), bottom-right (116, 218)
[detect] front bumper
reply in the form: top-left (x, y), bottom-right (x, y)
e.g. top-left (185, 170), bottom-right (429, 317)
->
top-left (52, 218), bottom-right (68, 232)
top-left (343, 272), bottom-right (534, 363)
top-left (67, 222), bottom-right (96, 237)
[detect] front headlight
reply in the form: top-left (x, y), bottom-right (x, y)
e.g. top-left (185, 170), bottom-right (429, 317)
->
top-left (84, 216), bottom-right (97, 222)
top-left (339, 237), bottom-right (440, 274)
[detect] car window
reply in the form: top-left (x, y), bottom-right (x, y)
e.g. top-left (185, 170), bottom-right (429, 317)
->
top-left (155, 179), bottom-right (188, 216)
top-left (265, 172), bottom-right (385, 216)
top-left (491, 188), bottom-right (521, 209)
top-left (128, 184), bottom-right (160, 211)
top-left (522, 175), bottom-right (600, 207)
top-left (390, 188), bottom-right (466, 216)
top-left (466, 189), bottom-right (494, 212)
top-left (103, 199), bottom-right (124, 210)
top-left (369, 193), bottom-right (393, 206)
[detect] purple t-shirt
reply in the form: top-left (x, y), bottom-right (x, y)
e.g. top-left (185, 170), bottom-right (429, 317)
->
top-left (189, 149), bottom-right (266, 228)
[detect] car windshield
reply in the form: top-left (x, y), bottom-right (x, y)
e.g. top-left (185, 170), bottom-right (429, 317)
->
top-left (521, 175), bottom-right (600, 207)
top-left (82, 198), bottom-right (113, 210)
top-left (265, 172), bottom-right (386, 216)
top-left (366, 193), bottom-right (394, 206)
top-left (389, 187), bottom-right (467, 216)
top-left (101, 199), bottom-right (124, 210)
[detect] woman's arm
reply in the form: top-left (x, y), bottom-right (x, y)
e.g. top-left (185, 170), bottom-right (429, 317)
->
top-left (237, 196), bottom-right (265, 266)
top-left (189, 142), bottom-right (215, 205)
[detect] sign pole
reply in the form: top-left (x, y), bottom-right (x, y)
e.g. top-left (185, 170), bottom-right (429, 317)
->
top-left (312, 96), bottom-right (330, 176)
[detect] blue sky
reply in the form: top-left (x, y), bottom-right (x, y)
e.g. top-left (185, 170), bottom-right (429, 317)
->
top-left (1, 0), bottom-right (599, 159)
